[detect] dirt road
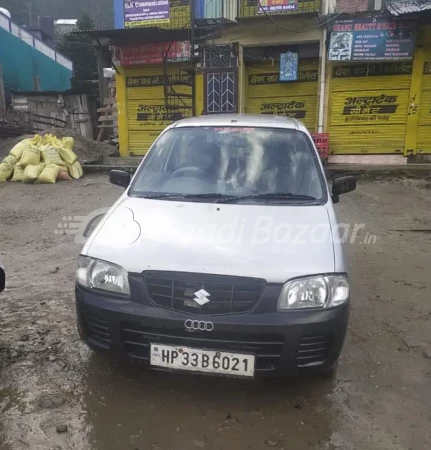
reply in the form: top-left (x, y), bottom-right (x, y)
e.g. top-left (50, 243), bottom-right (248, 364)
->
top-left (1, 175), bottom-right (430, 450)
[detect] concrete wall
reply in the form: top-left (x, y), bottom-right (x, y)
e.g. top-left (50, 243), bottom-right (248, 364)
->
top-left (215, 16), bottom-right (323, 114)
top-left (216, 16), bottom-right (322, 47)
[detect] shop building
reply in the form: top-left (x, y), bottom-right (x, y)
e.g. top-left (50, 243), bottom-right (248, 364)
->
top-left (85, 0), bottom-right (330, 156)
top-left (84, 0), bottom-right (431, 162)
top-left (327, 0), bottom-right (431, 162)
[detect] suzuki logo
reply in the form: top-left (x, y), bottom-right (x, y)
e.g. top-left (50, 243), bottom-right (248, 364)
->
top-left (185, 320), bottom-right (214, 332)
top-left (194, 289), bottom-right (210, 306)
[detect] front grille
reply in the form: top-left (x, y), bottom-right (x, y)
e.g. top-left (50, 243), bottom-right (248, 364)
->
top-left (144, 271), bottom-right (266, 315)
top-left (296, 335), bottom-right (330, 367)
top-left (121, 323), bottom-right (284, 372)
top-left (83, 315), bottom-right (111, 349)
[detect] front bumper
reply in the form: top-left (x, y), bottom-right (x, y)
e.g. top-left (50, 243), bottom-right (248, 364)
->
top-left (76, 285), bottom-right (350, 377)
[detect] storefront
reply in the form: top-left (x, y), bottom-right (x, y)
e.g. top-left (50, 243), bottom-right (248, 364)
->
top-left (245, 60), bottom-right (319, 131)
top-left (123, 65), bottom-right (193, 156)
top-left (328, 62), bottom-right (412, 154)
top-left (114, 42), bottom-right (196, 156)
top-left (241, 44), bottom-right (320, 131)
top-left (415, 48), bottom-right (431, 154)
top-left (327, 16), bottom-right (417, 155)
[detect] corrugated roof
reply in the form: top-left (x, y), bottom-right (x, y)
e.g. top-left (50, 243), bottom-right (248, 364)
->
top-left (74, 26), bottom-right (191, 45)
top-left (386, 0), bottom-right (431, 16)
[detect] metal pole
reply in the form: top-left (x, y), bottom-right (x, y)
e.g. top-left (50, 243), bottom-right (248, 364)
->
top-left (318, 0), bottom-right (329, 133)
top-left (318, 27), bottom-right (327, 133)
top-left (190, 0), bottom-right (196, 116)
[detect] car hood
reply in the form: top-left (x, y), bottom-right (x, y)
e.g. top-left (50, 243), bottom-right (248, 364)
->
top-left (84, 197), bottom-right (335, 283)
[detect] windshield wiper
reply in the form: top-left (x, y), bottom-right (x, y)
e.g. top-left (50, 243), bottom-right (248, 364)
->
top-left (217, 193), bottom-right (318, 204)
top-left (133, 192), bottom-right (185, 199)
top-left (183, 193), bottom-right (237, 200)
top-left (132, 192), bottom-right (237, 201)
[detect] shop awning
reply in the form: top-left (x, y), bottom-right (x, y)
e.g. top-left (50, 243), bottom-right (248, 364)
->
top-left (75, 27), bottom-right (191, 45)
top-left (386, 0), bottom-right (431, 16)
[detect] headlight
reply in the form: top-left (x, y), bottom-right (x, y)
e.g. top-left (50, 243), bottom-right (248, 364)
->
top-left (278, 274), bottom-right (349, 310)
top-left (77, 256), bottom-right (130, 296)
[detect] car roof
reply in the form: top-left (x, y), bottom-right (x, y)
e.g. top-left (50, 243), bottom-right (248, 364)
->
top-left (170, 114), bottom-right (309, 132)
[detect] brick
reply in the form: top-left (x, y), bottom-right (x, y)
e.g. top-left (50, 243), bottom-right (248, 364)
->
top-left (336, 0), bottom-right (369, 13)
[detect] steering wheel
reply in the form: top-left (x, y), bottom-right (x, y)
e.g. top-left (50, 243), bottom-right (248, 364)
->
top-left (171, 167), bottom-right (206, 178)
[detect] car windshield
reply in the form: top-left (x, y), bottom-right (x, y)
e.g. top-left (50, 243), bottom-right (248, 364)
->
top-left (129, 126), bottom-right (326, 203)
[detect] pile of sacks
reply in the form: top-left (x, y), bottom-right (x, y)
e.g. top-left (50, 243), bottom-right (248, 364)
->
top-left (0, 134), bottom-right (84, 184)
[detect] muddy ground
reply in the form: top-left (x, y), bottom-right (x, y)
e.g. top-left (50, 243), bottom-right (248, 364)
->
top-left (0, 175), bottom-right (430, 450)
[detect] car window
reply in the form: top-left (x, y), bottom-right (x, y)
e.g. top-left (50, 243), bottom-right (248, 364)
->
top-left (130, 126), bottom-right (326, 203)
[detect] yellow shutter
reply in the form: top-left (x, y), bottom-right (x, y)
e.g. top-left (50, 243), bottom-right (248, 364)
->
top-left (417, 48), bottom-right (431, 153)
top-left (329, 62), bottom-right (412, 155)
top-left (246, 60), bottom-right (319, 132)
top-left (125, 65), bottom-right (192, 156)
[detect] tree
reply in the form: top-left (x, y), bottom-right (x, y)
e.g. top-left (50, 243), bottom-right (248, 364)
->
top-left (1, 0), bottom-right (113, 28)
top-left (57, 14), bottom-right (98, 95)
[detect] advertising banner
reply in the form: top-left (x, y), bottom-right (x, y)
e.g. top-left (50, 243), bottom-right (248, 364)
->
top-left (258, 0), bottom-right (298, 14)
top-left (113, 41), bottom-right (190, 66)
top-left (329, 18), bottom-right (416, 62)
top-left (280, 52), bottom-right (298, 82)
top-left (124, 0), bottom-right (170, 27)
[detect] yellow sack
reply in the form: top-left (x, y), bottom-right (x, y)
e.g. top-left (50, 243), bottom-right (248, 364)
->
top-left (41, 145), bottom-right (65, 166)
top-left (10, 138), bottom-right (32, 160)
top-left (0, 155), bottom-right (17, 182)
top-left (0, 165), bottom-right (10, 182)
top-left (31, 134), bottom-right (42, 146)
top-left (36, 164), bottom-right (61, 184)
top-left (19, 145), bottom-right (41, 167)
top-left (62, 137), bottom-right (75, 150)
top-left (11, 165), bottom-right (25, 182)
top-left (67, 160), bottom-right (83, 179)
top-left (58, 145), bottom-right (78, 165)
top-left (23, 164), bottom-right (45, 183)
top-left (2, 155), bottom-right (16, 167)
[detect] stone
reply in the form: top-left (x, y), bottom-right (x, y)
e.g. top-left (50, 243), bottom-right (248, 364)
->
top-left (56, 424), bottom-right (68, 433)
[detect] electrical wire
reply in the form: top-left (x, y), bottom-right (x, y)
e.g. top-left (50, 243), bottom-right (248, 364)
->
top-left (255, 0), bottom-right (344, 34)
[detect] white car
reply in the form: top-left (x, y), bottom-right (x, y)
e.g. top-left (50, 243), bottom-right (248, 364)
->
top-left (75, 114), bottom-right (356, 379)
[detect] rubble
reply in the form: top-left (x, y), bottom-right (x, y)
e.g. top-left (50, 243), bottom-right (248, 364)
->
top-left (0, 128), bottom-right (117, 164)
top-left (42, 128), bottom-right (117, 164)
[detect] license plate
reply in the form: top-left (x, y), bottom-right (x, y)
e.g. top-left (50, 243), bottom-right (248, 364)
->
top-left (150, 344), bottom-right (255, 377)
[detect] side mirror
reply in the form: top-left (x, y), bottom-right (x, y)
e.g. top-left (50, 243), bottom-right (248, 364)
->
top-left (110, 170), bottom-right (131, 189)
top-left (332, 176), bottom-right (356, 203)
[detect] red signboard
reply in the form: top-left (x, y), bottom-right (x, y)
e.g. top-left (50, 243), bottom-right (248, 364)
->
top-left (113, 41), bottom-right (190, 66)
